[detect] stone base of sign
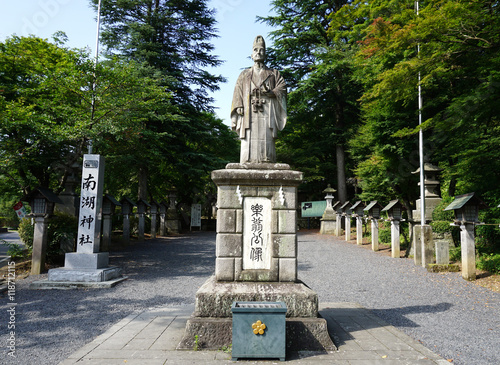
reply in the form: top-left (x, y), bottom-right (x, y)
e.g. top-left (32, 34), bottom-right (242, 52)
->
top-left (194, 276), bottom-right (318, 318)
top-left (29, 274), bottom-right (127, 289)
top-left (178, 276), bottom-right (335, 351)
top-left (47, 266), bottom-right (123, 283)
top-left (64, 252), bottom-right (110, 269)
top-left (211, 163), bottom-right (302, 282)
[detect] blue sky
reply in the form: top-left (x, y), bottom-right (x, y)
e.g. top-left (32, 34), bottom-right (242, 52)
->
top-left (0, 0), bottom-right (277, 125)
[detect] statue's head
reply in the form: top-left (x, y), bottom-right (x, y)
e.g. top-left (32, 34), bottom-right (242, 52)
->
top-left (251, 35), bottom-right (266, 62)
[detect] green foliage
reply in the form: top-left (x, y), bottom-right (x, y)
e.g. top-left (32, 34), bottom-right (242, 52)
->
top-left (476, 253), bottom-right (500, 275)
top-left (18, 218), bottom-right (34, 248)
top-left (0, 35), bottom-right (173, 200)
top-left (18, 213), bottom-right (78, 258)
top-left (0, 198), bottom-right (19, 228)
top-left (379, 224), bottom-right (391, 244)
top-left (2, 241), bottom-right (29, 260)
top-left (430, 195), bottom-right (455, 234)
top-left (449, 246), bottom-right (461, 262)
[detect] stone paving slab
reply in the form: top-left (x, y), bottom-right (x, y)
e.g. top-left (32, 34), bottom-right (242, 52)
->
top-left (59, 302), bottom-right (452, 365)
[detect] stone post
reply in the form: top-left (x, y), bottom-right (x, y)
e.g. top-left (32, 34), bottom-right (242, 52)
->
top-left (391, 220), bottom-right (400, 258)
top-left (335, 211), bottom-right (342, 236)
top-left (101, 194), bottom-right (119, 252)
top-left (31, 216), bottom-right (49, 274)
top-left (136, 199), bottom-right (150, 242)
top-left (351, 201), bottom-right (365, 245)
top-left (101, 213), bottom-right (112, 252)
top-left (413, 223), bottom-right (422, 266)
top-left (356, 216), bottom-right (363, 245)
top-left (460, 223), bottom-right (476, 281)
top-left (344, 214), bottom-right (351, 241)
top-left (421, 225), bottom-right (434, 267)
top-left (166, 191), bottom-right (179, 234)
top-left (149, 201), bottom-right (158, 239)
top-left (159, 201), bottom-right (167, 236)
top-left (371, 218), bottom-right (379, 251)
top-left (120, 197), bottom-right (135, 245)
top-left (123, 213), bottom-right (130, 244)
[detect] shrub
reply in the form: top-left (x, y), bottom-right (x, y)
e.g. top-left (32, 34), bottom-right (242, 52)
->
top-left (477, 253), bottom-right (500, 274)
top-left (379, 225), bottom-right (391, 244)
top-left (18, 217), bottom-right (34, 247)
top-left (18, 212), bottom-right (78, 258)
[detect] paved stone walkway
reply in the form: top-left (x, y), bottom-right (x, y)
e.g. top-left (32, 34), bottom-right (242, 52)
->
top-left (59, 302), bottom-right (449, 364)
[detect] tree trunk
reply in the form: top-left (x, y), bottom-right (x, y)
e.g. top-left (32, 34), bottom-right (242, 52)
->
top-left (138, 165), bottom-right (148, 201)
top-left (336, 144), bottom-right (347, 203)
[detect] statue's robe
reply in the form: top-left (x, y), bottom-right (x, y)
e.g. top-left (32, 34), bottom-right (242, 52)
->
top-left (231, 65), bottom-right (287, 163)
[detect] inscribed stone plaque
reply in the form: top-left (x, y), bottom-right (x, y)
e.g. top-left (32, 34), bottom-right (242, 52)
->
top-left (76, 154), bottom-right (104, 254)
top-left (243, 197), bottom-right (272, 270)
top-left (191, 204), bottom-right (202, 228)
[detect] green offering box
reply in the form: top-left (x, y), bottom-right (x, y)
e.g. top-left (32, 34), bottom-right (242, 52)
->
top-left (231, 301), bottom-right (287, 361)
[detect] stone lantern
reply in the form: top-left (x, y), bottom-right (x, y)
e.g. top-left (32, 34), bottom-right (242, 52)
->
top-left (159, 201), bottom-right (168, 236)
top-left (320, 184), bottom-right (336, 235)
top-left (166, 190), bottom-right (180, 234)
top-left (120, 197), bottom-right (136, 244)
top-left (149, 200), bottom-right (159, 238)
top-left (136, 198), bottom-right (151, 242)
top-left (364, 201), bottom-right (382, 251)
top-left (24, 187), bottom-right (63, 274)
top-left (382, 200), bottom-right (405, 258)
top-left (101, 194), bottom-right (120, 252)
top-left (340, 201), bottom-right (353, 241)
top-left (351, 201), bottom-right (365, 245)
top-left (444, 192), bottom-right (488, 281)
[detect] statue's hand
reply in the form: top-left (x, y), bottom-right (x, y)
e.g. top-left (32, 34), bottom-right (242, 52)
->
top-left (237, 107), bottom-right (244, 115)
top-left (263, 90), bottom-right (276, 98)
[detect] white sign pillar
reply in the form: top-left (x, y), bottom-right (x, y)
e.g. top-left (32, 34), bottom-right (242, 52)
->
top-left (76, 155), bottom-right (104, 254)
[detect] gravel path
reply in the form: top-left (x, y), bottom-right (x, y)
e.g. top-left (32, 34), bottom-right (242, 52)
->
top-left (298, 231), bottom-right (500, 365)
top-left (1, 231), bottom-right (498, 365)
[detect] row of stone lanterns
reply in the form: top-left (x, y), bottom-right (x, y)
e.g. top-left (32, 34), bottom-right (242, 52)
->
top-left (319, 182), bottom-right (491, 281)
top-left (22, 187), bottom-right (181, 274)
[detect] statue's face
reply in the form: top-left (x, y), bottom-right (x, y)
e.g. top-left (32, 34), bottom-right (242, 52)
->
top-left (252, 45), bottom-right (266, 62)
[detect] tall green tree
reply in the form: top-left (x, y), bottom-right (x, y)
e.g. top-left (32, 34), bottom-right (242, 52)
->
top-left (91, 0), bottom-right (233, 204)
top-left (342, 0), bottom-right (500, 210)
top-left (0, 35), bottom-right (171, 198)
top-left (260, 0), bottom-right (362, 201)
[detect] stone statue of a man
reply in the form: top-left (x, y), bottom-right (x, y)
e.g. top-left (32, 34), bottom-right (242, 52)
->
top-left (231, 35), bottom-right (287, 163)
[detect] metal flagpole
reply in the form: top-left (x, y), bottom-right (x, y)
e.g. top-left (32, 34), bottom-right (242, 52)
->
top-left (89, 0), bottom-right (102, 154)
top-left (416, 1), bottom-right (425, 225)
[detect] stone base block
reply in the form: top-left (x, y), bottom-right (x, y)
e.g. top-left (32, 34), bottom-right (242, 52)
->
top-left (29, 275), bottom-right (127, 289)
top-left (194, 276), bottom-right (318, 318)
top-left (320, 219), bottom-right (336, 235)
top-left (64, 252), bottom-right (109, 270)
top-left (47, 266), bottom-right (122, 282)
top-left (177, 316), bottom-right (336, 352)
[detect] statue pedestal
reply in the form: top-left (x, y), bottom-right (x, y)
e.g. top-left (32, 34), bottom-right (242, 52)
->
top-left (178, 163), bottom-right (336, 352)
